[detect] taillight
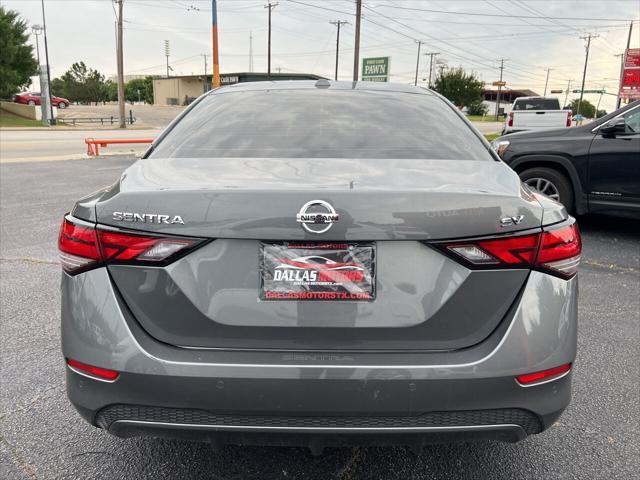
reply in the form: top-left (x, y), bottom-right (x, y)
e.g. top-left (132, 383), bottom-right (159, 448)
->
top-left (58, 218), bottom-right (101, 273)
top-left (58, 216), bottom-right (204, 275)
top-left (566, 110), bottom-right (572, 127)
top-left (436, 221), bottom-right (581, 279)
top-left (507, 112), bottom-right (513, 127)
top-left (536, 223), bottom-right (581, 278)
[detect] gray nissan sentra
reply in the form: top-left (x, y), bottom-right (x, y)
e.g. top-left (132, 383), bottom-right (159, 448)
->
top-left (59, 80), bottom-right (580, 452)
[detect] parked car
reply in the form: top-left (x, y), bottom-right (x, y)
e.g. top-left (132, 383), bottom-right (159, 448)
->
top-left (493, 100), bottom-right (640, 219)
top-left (13, 91), bottom-right (70, 108)
top-left (60, 81), bottom-right (580, 452)
top-left (503, 96), bottom-right (572, 134)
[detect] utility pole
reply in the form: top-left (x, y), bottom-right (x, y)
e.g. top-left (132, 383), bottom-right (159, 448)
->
top-left (265, 2), bottom-right (278, 78)
top-left (353, 0), bottom-right (362, 81)
top-left (543, 68), bottom-right (552, 96)
top-left (249, 31), bottom-right (254, 72)
top-left (202, 54), bottom-right (208, 93)
top-left (616, 21), bottom-right (634, 109)
top-left (116, 0), bottom-right (125, 128)
top-left (40, 0), bottom-right (55, 125)
top-left (423, 52), bottom-right (439, 88)
top-left (165, 40), bottom-right (170, 78)
top-left (211, 0), bottom-right (220, 88)
top-left (564, 79), bottom-right (573, 107)
top-left (495, 58), bottom-right (506, 121)
top-left (330, 20), bottom-right (349, 81)
top-left (577, 34), bottom-right (598, 116)
top-left (414, 40), bottom-right (423, 86)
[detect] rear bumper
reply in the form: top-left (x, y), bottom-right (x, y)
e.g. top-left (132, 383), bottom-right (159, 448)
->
top-left (62, 268), bottom-right (577, 446)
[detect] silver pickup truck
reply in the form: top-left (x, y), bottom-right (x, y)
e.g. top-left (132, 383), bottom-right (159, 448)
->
top-left (504, 96), bottom-right (573, 134)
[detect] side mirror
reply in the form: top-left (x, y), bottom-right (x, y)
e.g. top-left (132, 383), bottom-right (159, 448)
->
top-left (599, 117), bottom-right (625, 136)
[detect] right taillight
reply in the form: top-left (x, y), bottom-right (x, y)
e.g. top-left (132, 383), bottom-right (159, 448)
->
top-left (536, 223), bottom-right (581, 278)
top-left (566, 110), bottom-right (572, 127)
top-left (58, 216), bottom-right (205, 275)
top-left (437, 221), bottom-right (581, 279)
top-left (507, 112), bottom-right (514, 127)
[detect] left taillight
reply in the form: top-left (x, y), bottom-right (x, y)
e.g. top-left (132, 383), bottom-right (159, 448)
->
top-left (435, 221), bottom-right (581, 279)
top-left (58, 216), bottom-right (204, 275)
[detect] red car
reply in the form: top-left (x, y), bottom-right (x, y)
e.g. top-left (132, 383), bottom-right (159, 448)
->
top-left (14, 92), bottom-right (70, 109)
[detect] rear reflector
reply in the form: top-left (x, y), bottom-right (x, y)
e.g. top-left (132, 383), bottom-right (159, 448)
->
top-left (66, 358), bottom-right (119, 381)
top-left (58, 216), bottom-right (204, 274)
top-left (438, 222), bottom-right (581, 279)
top-left (516, 363), bottom-right (571, 385)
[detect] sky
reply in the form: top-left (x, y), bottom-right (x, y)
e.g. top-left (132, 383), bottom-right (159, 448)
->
top-left (4, 0), bottom-right (640, 112)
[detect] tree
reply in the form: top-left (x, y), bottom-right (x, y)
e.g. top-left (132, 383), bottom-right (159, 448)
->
top-left (105, 80), bottom-right (118, 102)
top-left (467, 100), bottom-right (489, 116)
top-left (52, 62), bottom-right (107, 103)
top-left (125, 76), bottom-right (153, 104)
top-left (433, 67), bottom-right (484, 108)
top-left (595, 109), bottom-right (607, 118)
top-left (0, 6), bottom-right (38, 98)
top-left (567, 98), bottom-right (596, 119)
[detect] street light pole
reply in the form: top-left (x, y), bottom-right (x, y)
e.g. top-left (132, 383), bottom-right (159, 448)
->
top-left (116, 0), bottom-right (125, 128)
top-left (211, 0), bottom-right (220, 88)
top-left (40, 0), bottom-right (55, 125)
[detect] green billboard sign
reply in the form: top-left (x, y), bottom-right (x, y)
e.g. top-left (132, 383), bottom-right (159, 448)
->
top-left (362, 57), bottom-right (390, 82)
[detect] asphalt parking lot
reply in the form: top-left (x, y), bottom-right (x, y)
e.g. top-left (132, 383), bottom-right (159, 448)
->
top-left (1, 156), bottom-right (638, 480)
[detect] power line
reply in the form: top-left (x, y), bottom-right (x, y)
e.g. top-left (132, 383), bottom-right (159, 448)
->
top-left (369, 3), bottom-right (636, 22)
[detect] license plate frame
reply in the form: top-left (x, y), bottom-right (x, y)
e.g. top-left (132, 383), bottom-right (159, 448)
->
top-left (259, 242), bottom-right (376, 301)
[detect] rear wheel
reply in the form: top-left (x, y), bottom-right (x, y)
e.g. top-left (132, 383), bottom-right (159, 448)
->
top-left (520, 167), bottom-right (574, 213)
top-left (57, 102), bottom-right (66, 109)
top-left (27, 100), bottom-right (36, 106)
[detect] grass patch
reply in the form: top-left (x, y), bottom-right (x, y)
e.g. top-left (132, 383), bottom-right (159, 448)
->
top-left (484, 132), bottom-right (501, 142)
top-left (0, 110), bottom-right (43, 128)
top-left (467, 115), bottom-right (502, 122)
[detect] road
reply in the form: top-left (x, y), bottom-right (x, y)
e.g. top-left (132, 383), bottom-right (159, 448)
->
top-left (1, 156), bottom-right (638, 479)
top-left (0, 129), bottom-right (161, 163)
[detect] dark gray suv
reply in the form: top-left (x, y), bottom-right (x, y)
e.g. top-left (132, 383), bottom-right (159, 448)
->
top-left (59, 81), bottom-right (580, 452)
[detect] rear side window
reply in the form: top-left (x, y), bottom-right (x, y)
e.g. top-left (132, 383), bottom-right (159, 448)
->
top-left (150, 89), bottom-right (493, 160)
top-left (513, 98), bottom-right (561, 111)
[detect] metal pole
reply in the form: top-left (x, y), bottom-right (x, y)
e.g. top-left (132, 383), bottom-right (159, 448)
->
top-left (353, 0), bottom-right (362, 82)
top-left (424, 52), bottom-right (439, 88)
top-left (564, 79), bottom-right (572, 107)
top-left (202, 54), bottom-right (208, 93)
top-left (249, 31), bottom-right (253, 72)
top-left (330, 21), bottom-right (348, 81)
top-left (616, 22), bottom-right (633, 109)
top-left (577, 34), bottom-right (598, 116)
top-left (543, 68), bottom-right (551, 96)
top-left (495, 58), bottom-right (505, 121)
top-left (116, 0), bottom-right (125, 128)
top-left (265, 3), bottom-right (278, 78)
top-left (40, 0), bottom-right (55, 125)
top-left (414, 41), bottom-right (422, 86)
top-left (212, 0), bottom-right (220, 88)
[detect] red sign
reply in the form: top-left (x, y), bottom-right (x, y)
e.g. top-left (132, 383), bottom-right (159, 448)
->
top-left (619, 48), bottom-right (640, 100)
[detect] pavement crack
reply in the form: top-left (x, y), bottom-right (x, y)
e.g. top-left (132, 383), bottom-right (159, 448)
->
top-left (0, 431), bottom-right (39, 480)
top-left (0, 256), bottom-right (58, 266)
top-left (582, 259), bottom-right (639, 274)
top-left (337, 447), bottom-right (366, 480)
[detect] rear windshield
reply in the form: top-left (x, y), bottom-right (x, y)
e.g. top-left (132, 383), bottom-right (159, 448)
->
top-left (513, 98), bottom-right (560, 111)
top-left (150, 89), bottom-right (493, 160)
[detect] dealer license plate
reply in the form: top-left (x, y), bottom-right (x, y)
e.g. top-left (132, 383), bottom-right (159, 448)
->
top-left (260, 242), bottom-right (375, 301)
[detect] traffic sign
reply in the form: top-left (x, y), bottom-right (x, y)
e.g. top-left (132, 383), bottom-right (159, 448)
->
top-left (362, 57), bottom-right (390, 82)
top-left (492, 81), bottom-right (506, 87)
top-left (572, 89), bottom-right (605, 94)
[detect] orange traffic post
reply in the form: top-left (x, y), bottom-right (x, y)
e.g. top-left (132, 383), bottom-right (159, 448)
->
top-left (84, 138), bottom-right (154, 156)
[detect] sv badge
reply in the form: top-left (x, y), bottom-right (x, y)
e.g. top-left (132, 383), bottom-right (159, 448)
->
top-left (500, 215), bottom-right (525, 227)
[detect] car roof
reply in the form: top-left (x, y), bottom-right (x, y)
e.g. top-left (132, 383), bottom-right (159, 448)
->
top-left (209, 80), bottom-right (435, 96)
